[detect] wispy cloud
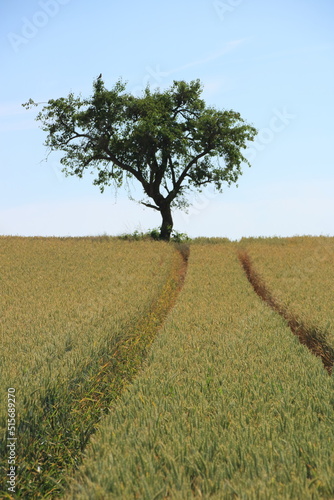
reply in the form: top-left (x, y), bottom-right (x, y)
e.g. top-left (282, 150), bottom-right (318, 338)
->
top-left (139, 39), bottom-right (249, 94)
top-left (165, 39), bottom-right (248, 76)
top-left (247, 43), bottom-right (333, 64)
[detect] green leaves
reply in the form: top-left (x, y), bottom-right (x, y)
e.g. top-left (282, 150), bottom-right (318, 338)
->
top-left (25, 77), bottom-right (257, 238)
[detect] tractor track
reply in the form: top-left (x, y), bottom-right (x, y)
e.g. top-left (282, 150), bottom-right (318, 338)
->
top-left (1, 245), bottom-right (189, 499)
top-left (238, 250), bottom-right (334, 375)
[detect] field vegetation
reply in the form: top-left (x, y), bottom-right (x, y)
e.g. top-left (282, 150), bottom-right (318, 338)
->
top-left (0, 236), bottom-right (183, 497)
top-left (2, 236), bottom-right (334, 498)
top-left (242, 236), bottom-right (334, 347)
top-left (65, 242), bottom-right (334, 499)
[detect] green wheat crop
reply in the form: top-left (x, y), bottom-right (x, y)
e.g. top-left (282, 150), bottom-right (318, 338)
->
top-left (0, 236), bottom-right (176, 496)
top-left (65, 243), bottom-right (334, 499)
top-left (243, 236), bottom-right (334, 346)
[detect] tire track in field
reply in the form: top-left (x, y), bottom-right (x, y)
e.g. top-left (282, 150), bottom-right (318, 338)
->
top-left (7, 245), bottom-right (189, 499)
top-left (238, 250), bottom-right (334, 375)
top-left (79, 244), bottom-right (189, 417)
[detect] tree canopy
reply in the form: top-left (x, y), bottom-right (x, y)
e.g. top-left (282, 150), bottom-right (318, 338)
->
top-left (24, 78), bottom-right (257, 240)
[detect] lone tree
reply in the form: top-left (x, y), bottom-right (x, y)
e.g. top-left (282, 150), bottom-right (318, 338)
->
top-left (24, 78), bottom-right (257, 241)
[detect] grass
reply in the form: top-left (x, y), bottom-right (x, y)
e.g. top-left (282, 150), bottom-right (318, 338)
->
top-left (242, 236), bottom-right (334, 346)
top-left (238, 248), bottom-right (334, 374)
top-left (0, 237), bottom-right (184, 498)
top-left (2, 236), bottom-right (334, 498)
top-left (65, 242), bottom-right (334, 499)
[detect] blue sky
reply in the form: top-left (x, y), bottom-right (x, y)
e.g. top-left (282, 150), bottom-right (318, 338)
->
top-left (1, 0), bottom-right (333, 239)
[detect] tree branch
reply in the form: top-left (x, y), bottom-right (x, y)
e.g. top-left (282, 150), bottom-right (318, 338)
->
top-left (168, 155), bottom-right (176, 188)
top-left (103, 144), bottom-right (148, 188)
top-left (151, 150), bottom-right (167, 197)
top-left (163, 178), bottom-right (171, 194)
top-left (166, 150), bottom-right (209, 203)
top-left (149, 153), bottom-right (160, 188)
top-left (63, 130), bottom-right (146, 187)
top-left (64, 132), bottom-right (92, 145)
top-left (186, 175), bottom-right (211, 187)
top-left (140, 201), bottom-right (160, 211)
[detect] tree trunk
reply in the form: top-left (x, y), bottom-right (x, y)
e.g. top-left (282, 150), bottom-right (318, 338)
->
top-left (159, 203), bottom-right (173, 241)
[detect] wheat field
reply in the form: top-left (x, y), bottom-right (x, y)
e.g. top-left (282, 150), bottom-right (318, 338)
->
top-left (0, 236), bottom-right (179, 497)
top-left (243, 236), bottom-right (334, 345)
top-left (1, 236), bottom-right (334, 499)
top-left (65, 241), bottom-right (334, 499)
